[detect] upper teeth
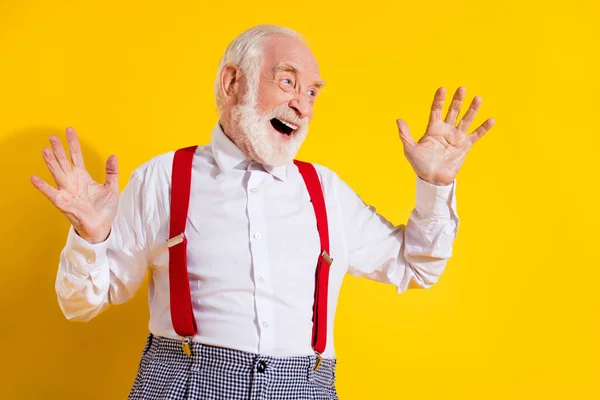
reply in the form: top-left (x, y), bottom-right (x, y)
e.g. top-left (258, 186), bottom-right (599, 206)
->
top-left (278, 119), bottom-right (298, 130)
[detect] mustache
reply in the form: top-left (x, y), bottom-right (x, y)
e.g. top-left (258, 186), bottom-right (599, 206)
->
top-left (264, 104), bottom-right (307, 127)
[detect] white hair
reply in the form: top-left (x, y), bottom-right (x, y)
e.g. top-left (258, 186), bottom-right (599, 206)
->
top-left (214, 24), bottom-right (303, 113)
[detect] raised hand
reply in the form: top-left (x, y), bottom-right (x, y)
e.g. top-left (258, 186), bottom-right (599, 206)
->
top-left (396, 87), bottom-right (495, 186)
top-left (30, 127), bottom-right (120, 244)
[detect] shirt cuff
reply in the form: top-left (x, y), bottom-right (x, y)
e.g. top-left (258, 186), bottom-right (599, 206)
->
top-left (64, 225), bottom-right (110, 277)
top-left (415, 176), bottom-right (455, 217)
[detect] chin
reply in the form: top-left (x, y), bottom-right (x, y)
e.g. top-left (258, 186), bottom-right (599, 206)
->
top-left (253, 121), bottom-right (308, 166)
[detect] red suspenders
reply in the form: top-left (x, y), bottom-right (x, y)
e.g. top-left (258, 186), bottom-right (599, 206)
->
top-left (167, 146), bottom-right (197, 354)
top-left (294, 159), bottom-right (332, 370)
top-left (167, 146), bottom-right (332, 368)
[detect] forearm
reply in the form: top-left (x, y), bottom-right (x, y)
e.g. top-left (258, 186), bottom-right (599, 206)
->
top-left (346, 177), bottom-right (459, 292)
top-left (401, 201), bottom-right (458, 290)
top-left (55, 226), bottom-right (112, 321)
top-left (394, 177), bottom-right (459, 290)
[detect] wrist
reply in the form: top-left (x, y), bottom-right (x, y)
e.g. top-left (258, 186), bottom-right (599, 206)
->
top-left (74, 226), bottom-right (111, 244)
top-left (418, 175), bottom-right (453, 187)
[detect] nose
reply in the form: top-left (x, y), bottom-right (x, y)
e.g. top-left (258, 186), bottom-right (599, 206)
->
top-left (288, 94), bottom-right (313, 121)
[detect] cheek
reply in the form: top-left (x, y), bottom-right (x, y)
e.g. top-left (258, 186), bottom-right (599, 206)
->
top-left (256, 85), bottom-right (291, 114)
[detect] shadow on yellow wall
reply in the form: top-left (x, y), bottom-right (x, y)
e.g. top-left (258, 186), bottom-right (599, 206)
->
top-left (0, 128), bottom-right (149, 399)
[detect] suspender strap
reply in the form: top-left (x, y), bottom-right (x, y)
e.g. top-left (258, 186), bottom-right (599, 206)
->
top-left (167, 151), bottom-right (332, 358)
top-left (168, 145), bottom-right (199, 338)
top-left (293, 160), bottom-right (332, 355)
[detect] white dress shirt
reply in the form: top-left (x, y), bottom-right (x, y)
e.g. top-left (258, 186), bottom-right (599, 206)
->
top-left (55, 123), bottom-right (459, 358)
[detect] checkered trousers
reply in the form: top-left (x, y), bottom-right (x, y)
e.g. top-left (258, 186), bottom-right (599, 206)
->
top-left (128, 334), bottom-right (339, 400)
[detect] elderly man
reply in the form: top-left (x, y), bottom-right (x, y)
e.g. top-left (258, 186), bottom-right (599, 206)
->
top-left (31, 24), bottom-right (494, 399)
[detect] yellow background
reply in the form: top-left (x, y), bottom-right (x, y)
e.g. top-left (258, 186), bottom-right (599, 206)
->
top-left (1, 0), bottom-right (598, 398)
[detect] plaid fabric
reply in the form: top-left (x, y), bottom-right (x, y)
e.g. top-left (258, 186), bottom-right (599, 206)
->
top-left (128, 334), bottom-right (338, 400)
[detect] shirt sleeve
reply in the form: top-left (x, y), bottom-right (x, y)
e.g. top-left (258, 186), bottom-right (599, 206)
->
top-left (55, 169), bottom-right (150, 321)
top-left (336, 173), bottom-right (459, 293)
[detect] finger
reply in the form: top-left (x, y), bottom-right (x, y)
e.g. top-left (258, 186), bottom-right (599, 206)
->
top-left (396, 119), bottom-right (416, 147)
top-left (104, 155), bottom-right (119, 190)
top-left (469, 118), bottom-right (496, 144)
top-left (66, 127), bottom-right (86, 169)
top-left (42, 147), bottom-right (69, 188)
top-left (30, 175), bottom-right (59, 204)
top-left (444, 87), bottom-right (466, 126)
top-left (49, 135), bottom-right (73, 173)
top-left (429, 87), bottom-right (446, 123)
top-left (457, 96), bottom-right (482, 133)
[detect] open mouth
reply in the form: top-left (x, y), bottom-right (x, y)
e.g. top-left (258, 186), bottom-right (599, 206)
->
top-left (270, 118), bottom-right (298, 136)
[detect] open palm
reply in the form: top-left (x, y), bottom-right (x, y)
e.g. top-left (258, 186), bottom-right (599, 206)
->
top-left (30, 127), bottom-right (120, 243)
top-left (397, 87), bottom-right (495, 186)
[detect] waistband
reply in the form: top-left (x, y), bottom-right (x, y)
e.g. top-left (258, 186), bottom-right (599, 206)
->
top-left (142, 334), bottom-right (336, 374)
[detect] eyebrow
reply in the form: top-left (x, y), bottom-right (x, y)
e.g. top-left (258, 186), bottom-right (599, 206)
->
top-left (273, 61), bottom-right (326, 89)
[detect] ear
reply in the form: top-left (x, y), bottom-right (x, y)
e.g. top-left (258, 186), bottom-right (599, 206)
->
top-left (220, 65), bottom-right (242, 106)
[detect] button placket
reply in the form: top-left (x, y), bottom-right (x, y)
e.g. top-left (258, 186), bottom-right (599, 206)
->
top-left (245, 171), bottom-right (276, 354)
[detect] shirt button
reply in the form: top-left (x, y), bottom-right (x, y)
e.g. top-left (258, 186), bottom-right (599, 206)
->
top-left (250, 188), bottom-right (259, 194)
top-left (258, 277), bottom-right (265, 284)
top-left (262, 321), bottom-right (268, 328)
top-left (86, 255), bottom-right (95, 264)
top-left (253, 232), bottom-right (262, 239)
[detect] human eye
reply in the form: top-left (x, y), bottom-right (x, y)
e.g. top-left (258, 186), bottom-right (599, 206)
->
top-left (280, 77), bottom-right (295, 86)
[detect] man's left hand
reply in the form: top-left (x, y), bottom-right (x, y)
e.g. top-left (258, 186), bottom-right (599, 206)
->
top-left (396, 86), bottom-right (495, 186)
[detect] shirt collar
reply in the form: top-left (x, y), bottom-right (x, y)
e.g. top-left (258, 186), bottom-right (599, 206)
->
top-left (211, 122), bottom-right (289, 182)
top-left (263, 163), bottom-right (288, 182)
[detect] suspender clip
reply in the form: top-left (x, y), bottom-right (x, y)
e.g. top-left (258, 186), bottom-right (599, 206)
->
top-left (167, 233), bottom-right (186, 248)
top-left (321, 250), bottom-right (333, 266)
top-left (314, 351), bottom-right (323, 371)
top-left (182, 336), bottom-right (193, 356)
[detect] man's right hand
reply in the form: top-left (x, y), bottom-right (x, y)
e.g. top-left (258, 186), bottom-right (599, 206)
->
top-left (31, 127), bottom-right (120, 244)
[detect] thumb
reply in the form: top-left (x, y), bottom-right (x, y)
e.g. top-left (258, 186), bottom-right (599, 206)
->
top-left (104, 154), bottom-right (119, 190)
top-left (396, 119), bottom-right (416, 147)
